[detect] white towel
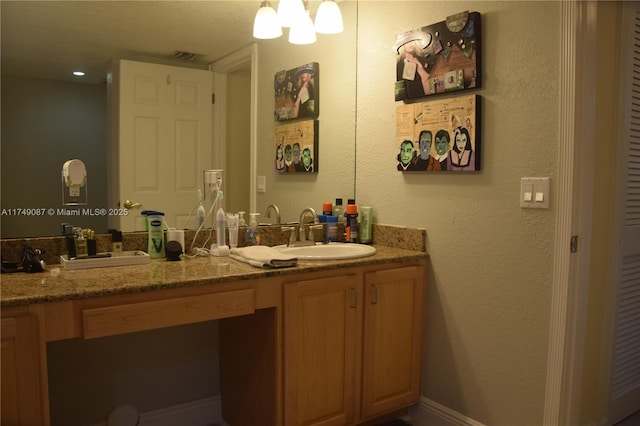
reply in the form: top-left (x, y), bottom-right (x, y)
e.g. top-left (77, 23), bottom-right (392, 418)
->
top-left (230, 246), bottom-right (298, 269)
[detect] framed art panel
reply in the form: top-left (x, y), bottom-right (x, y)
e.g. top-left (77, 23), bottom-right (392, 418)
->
top-left (394, 11), bottom-right (481, 102)
top-left (275, 119), bottom-right (319, 173)
top-left (395, 94), bottom-right (480, 172)
top-left (274, 62), bottom-right (319, 121)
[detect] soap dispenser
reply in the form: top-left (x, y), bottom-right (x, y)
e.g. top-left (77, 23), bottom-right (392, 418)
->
top-left (246, 213), bottom-right (261, 245)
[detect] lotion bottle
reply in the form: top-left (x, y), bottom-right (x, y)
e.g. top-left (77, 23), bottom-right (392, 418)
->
top-left (246, 213), bottom-right (261, 245)
top-left (147, 213), bottom-right (165, 259)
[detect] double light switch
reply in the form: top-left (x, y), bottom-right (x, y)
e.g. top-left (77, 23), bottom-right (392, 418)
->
top-left (520, 177), bottom-right (550, 209)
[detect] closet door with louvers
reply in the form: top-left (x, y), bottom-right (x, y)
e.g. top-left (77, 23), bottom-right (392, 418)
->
top-left (608, 2), bottom-right (640, 423)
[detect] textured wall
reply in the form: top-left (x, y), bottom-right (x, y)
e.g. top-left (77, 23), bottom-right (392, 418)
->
top-left (355, 2), bottom-right (559, 424)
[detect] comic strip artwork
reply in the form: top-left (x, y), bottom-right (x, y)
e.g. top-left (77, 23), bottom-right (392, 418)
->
top-left (274, 62), bottom-right (319, 121)
top-left (275, 119), bottom-right (319, 173)
top-left (394, 11), bottom-right (481, 101)
top-left (396, 94), bottom-right (480, 172)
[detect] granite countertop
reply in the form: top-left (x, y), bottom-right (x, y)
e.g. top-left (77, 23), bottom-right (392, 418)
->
top-left (0, 245), bottom-right (427, 307)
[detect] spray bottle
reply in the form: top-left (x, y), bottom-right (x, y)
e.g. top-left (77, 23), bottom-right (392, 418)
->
top-left (246, 213), bottom-right (261, 245)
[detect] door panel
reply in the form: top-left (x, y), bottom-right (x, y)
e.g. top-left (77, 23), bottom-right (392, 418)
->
top-left (112, 59), bottom-right (212, 232)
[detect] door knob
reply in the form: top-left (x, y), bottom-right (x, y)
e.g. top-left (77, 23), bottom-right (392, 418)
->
top-left (123, 200), bottom-right (142, 209)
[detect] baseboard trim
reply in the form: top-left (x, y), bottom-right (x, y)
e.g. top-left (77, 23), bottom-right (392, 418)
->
top-left (408, 396), bottom-right (486, 426)
top-left (89, 395), bottom-right (224, 426)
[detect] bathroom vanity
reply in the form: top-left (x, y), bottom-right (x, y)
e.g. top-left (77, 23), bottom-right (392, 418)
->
top-left (1, 244), bottom-right (426, 426)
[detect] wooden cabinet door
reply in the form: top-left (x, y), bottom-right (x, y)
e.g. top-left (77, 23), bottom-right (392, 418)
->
top-left (284, 275), bottom-right (362, 426)
top-left (361, 265), bottom-right (425, 420)
top-left (1, 315), bottom-right (47, 426)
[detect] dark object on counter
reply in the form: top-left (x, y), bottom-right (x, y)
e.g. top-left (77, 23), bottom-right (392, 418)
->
top-left (111, 229), bottom-right (123, 252)
top-left (166, 240), bottom-right (183, 261)
top-left (62, 223), bottom-right (76, 258)
top-left (2, 246), bottom-right (47, 273)
top-left (87, 238), bottom-right (97, 256)
top-left (20, 246), bottom-right (46, 272)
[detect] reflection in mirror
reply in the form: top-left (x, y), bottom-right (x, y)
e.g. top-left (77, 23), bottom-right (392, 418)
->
top-left (0, 1), bottom-right (357, 238)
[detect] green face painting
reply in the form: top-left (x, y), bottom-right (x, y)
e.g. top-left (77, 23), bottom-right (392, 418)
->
top-left (435, 136), bottom-right (449, 155)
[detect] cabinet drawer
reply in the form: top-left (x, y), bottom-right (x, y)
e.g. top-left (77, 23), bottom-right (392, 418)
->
top-left (82, 289), bottom-right (255, 338)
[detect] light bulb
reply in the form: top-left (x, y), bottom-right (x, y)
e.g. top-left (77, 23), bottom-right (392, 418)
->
top-left (253, 1), bottom-right (282, 39)
top-left (277, 0), bottom-right (305, 28)
top-left (314, 0), bottom-right (343, 35)
top-left (289, 9), bottom-right (316, 45)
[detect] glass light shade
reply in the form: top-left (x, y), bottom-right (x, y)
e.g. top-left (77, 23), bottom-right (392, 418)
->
top-left (314, 0), bottom-right (343, 34)
top-left (289, 10), bottom-right (317, 45)
top-left (253, 2), bottom-right (283, 39)
top-left (277, 0), bottom-right (305, 28)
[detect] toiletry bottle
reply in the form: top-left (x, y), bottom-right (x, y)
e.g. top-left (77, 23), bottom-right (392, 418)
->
top-left (360, 206), bottom-right (373, 244)
top-left (246, 213), bottom-right (261, 245)
top-left (345, 203), bottom-right (359, 243)
top-left (86, 229), bottom-right (97, 256)
top-left (227, 213), bottom-right (239, 248)
top-left (74, 227), bottom-right (88, 258)
top-left (62, 223), bottom-right (76, 259)
top-left (322, 202), bottom-right (333, 216)
top-left (147, 212), bottom-right (165, 259)
top-left (325, 215), bottom-right (339, 243)
top-left (111, 230), bottom-right (123, 254)
top-left (334, 198), bottom-right (345, 223)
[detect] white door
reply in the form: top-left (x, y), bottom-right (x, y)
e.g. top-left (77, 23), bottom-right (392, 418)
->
top-left (111, 59), bottom-right (212, 231)
top-left (608, 2), bottom-right (640, 422)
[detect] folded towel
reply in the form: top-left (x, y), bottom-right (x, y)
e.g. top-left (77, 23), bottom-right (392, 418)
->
top-left (230, 246), bottom-right (298, 269)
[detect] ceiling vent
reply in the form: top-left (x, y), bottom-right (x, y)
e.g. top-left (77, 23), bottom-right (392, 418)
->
top-left (172, 50), bottom-right (206, 62)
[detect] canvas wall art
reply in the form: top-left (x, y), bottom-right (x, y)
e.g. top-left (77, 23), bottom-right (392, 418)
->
top-left (275, 119), bottom-right (319, 173)
top-left (394, 11), bottom-right (481, 102)
top-left (274, 62), bottom-right (319, 121)
top-left (395, 94), bottom-right (480, 172)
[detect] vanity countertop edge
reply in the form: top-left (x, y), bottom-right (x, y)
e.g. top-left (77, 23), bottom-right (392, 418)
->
top-left (0, 245), bottom-right (428, 308)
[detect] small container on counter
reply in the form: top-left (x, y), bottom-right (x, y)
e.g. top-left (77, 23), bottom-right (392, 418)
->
top-left (62, 223), bottom-right (76, 259)
top-left (322, 202), bottom-right (333, 216)
top-left (111, 230), bottom-right (123, 254)
top-left (325, 215), bottom-right (339, 242)
top-left (345, 203), bottom-right (359, 243)
top-left (74, 227), bottom-right (88, 258)
top-left (359, 206), bottom-right (373, 244)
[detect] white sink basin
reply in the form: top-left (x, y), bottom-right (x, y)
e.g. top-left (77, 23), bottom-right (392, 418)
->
top-left (273, 243), bottom-right (376, 260)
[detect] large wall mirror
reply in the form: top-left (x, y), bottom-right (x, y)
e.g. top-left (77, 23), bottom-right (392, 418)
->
top-left (0, 1), bottom-right (357, 238)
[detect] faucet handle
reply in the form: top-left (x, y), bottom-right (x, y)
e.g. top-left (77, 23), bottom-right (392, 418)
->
top-left (308, 224), bottom-right (324, 242)
top-left (281, 226), bottom-right (296, 246)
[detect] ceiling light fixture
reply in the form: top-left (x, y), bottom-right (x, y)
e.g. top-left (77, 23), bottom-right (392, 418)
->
top-left (72, 71), bottom-right (86, 77)
top-left (314, 0), bottom-right (344, 35)
top-left (253, 0), bottom-right (343, 44)
top-left (253, 1), bottom-right (283, 39)
top-left (289, 8), bottom-right (317, 45)
top-left (277, 0), bottom-right (305, 28)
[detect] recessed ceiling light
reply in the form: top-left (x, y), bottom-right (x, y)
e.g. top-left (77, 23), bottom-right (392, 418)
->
top-left (73, 71), bottom-right (86, 77)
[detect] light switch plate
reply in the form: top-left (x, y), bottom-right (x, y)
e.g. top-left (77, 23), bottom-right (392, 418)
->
top-left (257, 175), bottom-right (266, 193)
top-left (520, 177), bottom-right (550, 209)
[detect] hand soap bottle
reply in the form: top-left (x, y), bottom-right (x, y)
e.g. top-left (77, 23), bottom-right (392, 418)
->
top-left (246, 213), bottom-right (261, 245)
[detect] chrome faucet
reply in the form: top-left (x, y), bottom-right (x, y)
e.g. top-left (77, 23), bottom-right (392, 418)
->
top-left (298, 207), bottom-right (318, 243)
top-left (265, 204), bottom-right (281, 224)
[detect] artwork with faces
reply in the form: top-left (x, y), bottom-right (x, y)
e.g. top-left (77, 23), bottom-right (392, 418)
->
top-left (274, 119), bottom-right (318, 174)
top-left (395, 94), bottom-right (480, 172)
top-left (274, 62), bottom-right (319, 121)
top-left (394, 11), bottom-right (481, 102)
